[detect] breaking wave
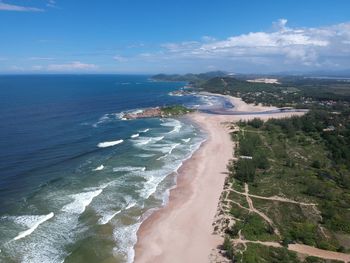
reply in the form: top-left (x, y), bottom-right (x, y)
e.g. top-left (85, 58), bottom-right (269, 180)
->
top-left (12, 213), bottom-right (55, 241)
top-left (97, 139), bottom-right (124, 148)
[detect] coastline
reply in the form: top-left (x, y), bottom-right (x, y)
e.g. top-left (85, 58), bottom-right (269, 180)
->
top-left (134, 95), bottom-right (305, 263)
top-left (134, 112), bottom-right (233, 263)
top-left (198, 91), bottom-right (279, 112)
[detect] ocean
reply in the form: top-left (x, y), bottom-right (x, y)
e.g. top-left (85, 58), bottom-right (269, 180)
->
top-left (0, 75), bottom-right (228, 263)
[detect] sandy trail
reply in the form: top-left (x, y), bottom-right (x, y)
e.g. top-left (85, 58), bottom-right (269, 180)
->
top-left (231, 186), bottom-right (316, 206)
top-left (288, 244), bottom-right (350, 262)
top-left (229, 181), bottom-right (349, 262)
top-left (243, 183), bottom-right (280, 236)
top-left (231, 238), bottom-right (350, 263)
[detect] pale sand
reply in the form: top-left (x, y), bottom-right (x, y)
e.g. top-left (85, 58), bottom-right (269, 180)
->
top-left (227, 96), bottom-right (278, 112)
top-left (199, 92), bottom-right (278, 112)
top-left (288, 244), bottom-right (350, 262)
top-left (134, 96), bottom-right (305, 263)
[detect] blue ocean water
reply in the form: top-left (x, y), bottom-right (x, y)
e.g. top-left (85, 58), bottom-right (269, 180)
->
top-left (0, 75), bottom-right (227, 263)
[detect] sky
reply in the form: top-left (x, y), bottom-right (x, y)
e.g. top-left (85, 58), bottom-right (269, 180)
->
top-left (1, 0), bottom-right (350, 74)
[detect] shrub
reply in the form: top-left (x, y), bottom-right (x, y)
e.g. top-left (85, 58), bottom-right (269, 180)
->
top-left (248, 118), bottom-right (264, 129)
top-left (253, 151), bottom-right (270, 170)
top-left (236, 159), bottom-right (256, 182)
top-left (223, 235), bottom-right (234, 260)
top-left (311, 160), bottom-right (321, 169)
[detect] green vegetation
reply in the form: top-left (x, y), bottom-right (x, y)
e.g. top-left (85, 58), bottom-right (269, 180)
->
top-left (198, 76), bottom-right (350, 109)
top-left (222, 110), bottom-right (350, 261)
top-left (234, 243), bottom-right (300, 263)
top-left (160, 105), bottom-right (194, 116)
top-left (152, 71), bottom-right (227, 85)
top-left (223, 235), bottom-right (234, 260)
top-left (304, 257), bottom-right (343, 263)
top-left (153, 72), bottom-right (350, 110)
top-left (232, 214), bottom-right (276, 241)
top-left (228, 128), bottom-right (270, 183)
top-left (155, 72), bottom-right (350, 261)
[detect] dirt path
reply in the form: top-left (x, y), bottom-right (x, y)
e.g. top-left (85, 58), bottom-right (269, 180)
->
top-left (232, 186), bottom-right (316, 206)
top-left (228, 184), bottom-right (350, 262)
top-left (231, 238), bottom-right (350, 262)
top-left (289, 244), bottom-right (350, 262)
top-left (243, 184), bottom-right (281, 236)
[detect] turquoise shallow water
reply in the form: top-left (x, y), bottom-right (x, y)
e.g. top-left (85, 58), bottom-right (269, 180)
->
top-left (0, 75), bottom-right (228, 263)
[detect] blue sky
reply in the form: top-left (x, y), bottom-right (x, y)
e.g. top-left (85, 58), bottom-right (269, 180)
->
top-left (1, 0), bottom-right (350, 74)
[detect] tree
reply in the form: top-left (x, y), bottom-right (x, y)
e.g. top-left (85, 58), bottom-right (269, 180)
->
top-left (248, 118), bottom-right (264, 129)
top-left (254, 151), bottom-right (270, 170)
top-left (236, 159), bottom-right (256, 182)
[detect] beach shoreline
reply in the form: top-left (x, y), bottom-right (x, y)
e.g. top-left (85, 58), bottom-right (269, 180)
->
top-left (134, 95), bottom-right (306, 263)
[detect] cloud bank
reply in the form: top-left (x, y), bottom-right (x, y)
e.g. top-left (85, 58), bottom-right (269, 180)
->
top-left (134, 19), bottom-right (350, 73)
top-left (0, 1), bottom-right (43, 12)
top-left (47, 61), bottom-right (98, 71)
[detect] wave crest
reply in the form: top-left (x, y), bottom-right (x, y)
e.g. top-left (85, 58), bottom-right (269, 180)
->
top-left (12, 212), bottom-right (54, 241)
top-left (97, 139), bottom-right (123, 148)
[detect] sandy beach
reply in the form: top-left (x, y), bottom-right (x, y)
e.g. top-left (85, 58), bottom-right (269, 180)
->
top-left (134, 95), bottom-right (305, 263)
top-left (199, 92), bottom-right (279, 112)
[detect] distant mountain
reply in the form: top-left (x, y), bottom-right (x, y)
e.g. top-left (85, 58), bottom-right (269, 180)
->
top-left (151, 71), bottom-right (228, 82)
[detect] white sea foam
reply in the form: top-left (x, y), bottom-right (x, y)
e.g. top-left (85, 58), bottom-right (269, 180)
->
top-left (93, 112), bottom-right (124, 127)
top-left (12, 213), bottom-right (54, 241)
top-left (135, 153), bottom-right (156, 158)
top-left (153, 136), bottom-right (164, 142)
top-left (133, 138), bottom-right (152, 146)
top-left (113, 222), bottom-right (141, 263)
top-left (154, 143), bottom-right (180, 157)
top-left (98, 210), bottom-right (121, 225)
top-left (97, 139), bottom-right (123, 148)
top-left (182, 138), bottom-right (191, 143)
top-left (129, 109), bottom-right (144, 115)
top-left (168, 143), bottom-right (180, 154)
top-left (2, 118), bottom-right (205, 263)
top-left (130, 133), bottom-right (139, 138)
top-left (161, 119), bottom-right (182, 134)
top-left (92, 114), bottom-right (110, 127)
top-left (139, 176), bottom-right (165, 199)
top-left (111, 136), bottom-right (206, 262)
top-left (156, 155), bottom-right (166, 160)
top-left (62, 189), bottom-right (103, 214)
top-left (93, 165), bottom-right (104, 171)
top-left (125, 202), bottom-right (136, 210)
top-left (113, 166), bottom-right (146, 172)
top-left (139, 128), bottom-right (149, 133)
top-left (168, 126), bottom-right (181, 134)
top-left (132, 136), bottom-right (164, 147)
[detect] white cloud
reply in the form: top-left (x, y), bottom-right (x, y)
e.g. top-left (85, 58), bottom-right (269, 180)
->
top-left (113, 55), bottom-right (128, 62)
top-left (151, 19), bottom-right (350, 71)
top-left (0, 1), bottom-right (43, 12)
top-left (32, 65), bottom-right (44, 71)
top-left (201, 36), bottom-right (217, 42)
top-left (10, 65), bottom-right (24, 71)
top-left (272, 18), bottom-right (288, 31)
top-left (161, 41), bottom-right (201, 53)
top-left (28, 57), bottom-right (55, 61)
top-left (47, 61), bottom-right (98, 71)
top-left (46, 0), bottom-right (56, 8)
